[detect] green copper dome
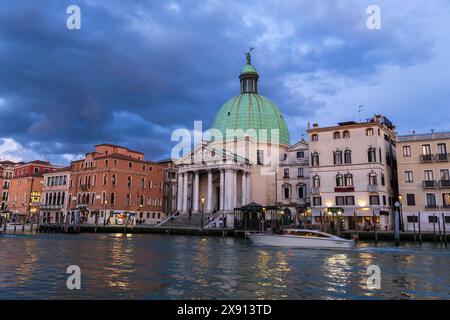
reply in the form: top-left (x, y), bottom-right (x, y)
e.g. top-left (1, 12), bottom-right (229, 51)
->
top-left (211, 51), bottom-right (290, 146)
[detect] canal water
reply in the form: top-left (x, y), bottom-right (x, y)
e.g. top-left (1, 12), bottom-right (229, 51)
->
top-left (0, 233), bottom-right (449, 299)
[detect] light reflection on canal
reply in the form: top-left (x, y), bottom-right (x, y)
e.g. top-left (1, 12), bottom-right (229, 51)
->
top-left (0, 233), bottom-right (449, 300)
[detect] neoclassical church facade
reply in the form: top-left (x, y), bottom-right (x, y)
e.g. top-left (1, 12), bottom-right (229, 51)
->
top-left (175, 52), bottom-right (293, 225)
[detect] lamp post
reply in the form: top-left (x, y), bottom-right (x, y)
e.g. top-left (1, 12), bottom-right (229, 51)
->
top-left (103, 200), bottom-right (108, 226)
top-left (201, 196), bottom-right (205, 228)
top-left (139, 204), bottom-right (143, 225)
top-left (394, 201), bottom-right (401, 246)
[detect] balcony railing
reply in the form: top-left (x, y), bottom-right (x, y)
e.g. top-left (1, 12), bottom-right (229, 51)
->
top-left (440, 180), bottom-right (450, 188)
top-left (420, 154), bottom-right (434, 163)
top-left (423, 180), bottom-right (438, 189)
top-left (368, 185), bottom-right (379, 193)
top-left (436, 153), bottom-right (449, 162)
top-left (442, 205), bottom-right (450, 209)
top-left (425, 204), bottom-right (439, 210)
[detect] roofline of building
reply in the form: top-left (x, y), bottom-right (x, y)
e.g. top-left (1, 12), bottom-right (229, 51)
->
top-left (94, 143), bottom-right (145, 155)
top-left (398, 131), bottom-right (450, 143)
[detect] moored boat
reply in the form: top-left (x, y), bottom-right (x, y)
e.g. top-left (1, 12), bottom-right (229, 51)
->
top-left (247, 229), bottom-right (354, 250)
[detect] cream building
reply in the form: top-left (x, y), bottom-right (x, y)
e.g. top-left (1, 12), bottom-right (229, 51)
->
top-left (276, 139), bottom-right (310, 224)
top-left (308, 115), bottom-right (398, 231)
top-left (40, 167), bottom-right (71, 224)
top-left (175, 52), bottom-right (290, 228)
top-left (397, 131), bottom-right (450, 231)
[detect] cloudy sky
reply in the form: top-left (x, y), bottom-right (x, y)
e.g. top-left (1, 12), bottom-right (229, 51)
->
top-left (0, 0), bottom-right (449, 164)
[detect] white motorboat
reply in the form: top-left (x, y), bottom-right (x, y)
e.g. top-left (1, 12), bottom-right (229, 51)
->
top-left (247, 229), bottom-right (354, 250)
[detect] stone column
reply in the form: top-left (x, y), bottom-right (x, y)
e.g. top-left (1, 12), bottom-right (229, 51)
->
top-left (177, 172), bottom-right (183, 212)
top-left (246, 172), bottom-right (251, 204)
top-left (219, 169), bottom-right (224, 211)
top-left (232, 170), bottom-right (237, 209)
top-left (182, 172), bottom-right (188, 213)
top-left (241, 171), bottom-right (246, 207)
top-left (224, 169), bottom-right (231, 211)
top-left (193, 171), bottom-right (199, 212)
top-left (207, 171), bottom-right (212, 212)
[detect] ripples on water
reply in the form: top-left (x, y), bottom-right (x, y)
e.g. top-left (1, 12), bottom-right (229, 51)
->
top-left (0, 233), bottom-right (449, 299)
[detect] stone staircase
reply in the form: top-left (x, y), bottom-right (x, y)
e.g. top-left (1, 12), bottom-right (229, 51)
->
top-left (159, 212), bottom-right (209, 228)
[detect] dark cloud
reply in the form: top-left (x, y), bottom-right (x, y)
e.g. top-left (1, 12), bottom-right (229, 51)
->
top-left (0, 0), bottom-right (446, 163)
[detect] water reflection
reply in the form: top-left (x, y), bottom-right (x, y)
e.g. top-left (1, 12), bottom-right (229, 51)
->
top-left (0, 235), bottom-right (449, 300)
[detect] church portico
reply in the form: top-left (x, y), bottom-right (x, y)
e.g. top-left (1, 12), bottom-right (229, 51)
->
top-left (176, 164), bottom-right (251, 215)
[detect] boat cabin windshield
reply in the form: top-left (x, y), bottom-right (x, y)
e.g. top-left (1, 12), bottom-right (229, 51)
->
top-left (283, 230), bottom-right (331, 238)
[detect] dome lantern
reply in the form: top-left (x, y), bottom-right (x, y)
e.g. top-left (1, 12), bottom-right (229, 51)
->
top-left (240, 48), bottom-right (259, 94)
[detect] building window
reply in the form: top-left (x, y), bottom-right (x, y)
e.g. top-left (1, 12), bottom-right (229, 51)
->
top-left (141, 178), bottom-right (145, 189)
top-left (402, 146), bottom-right (411, 157)
top-left (313, 197), bottom-right (322, 206)
top-left (333, 150), bottom-right (343, 165)
top-left (127, 176), bottom-right (132, 187)
top-left (311, 152), bottom-right (320, 166)
top-left (426, 193), bottom-right (437, 207)
top-left (110, 193), bottom-right (115, 205)
top-left (404, 171), bottom-right (414, 183)
top-left (297, 168), bottom-right (304, 177)
top-left (112, 174), bottom-right (117, 186)
top-left (296, 151), bottom-right (304, 158)
top-left (257, 150), bottom-right (264, 165)
top-left (297, 184), bottom-right (305, 199)
top-left (346, 196), bottom-right (355, 206)
top-left (312, 175), bottom-right (320, 188)
top-left (422, 144), bottom-right (431, 155)
top-left (345, 174), bottom-right (353, 186)
top-left (311, 134), bottom-right (319, 142)
top-left (406, 194), bottom-right (416, 206)
top-left (336, 174), bottom-right (344, 187)
top-left (344, 150), bottom-right (352, 164)
top-left (343, 130), bottom-right (350, 138)
top-left (366, 128), bottom-right (374, 136)
top-left (407, 216), bottom-right (418, 223)
top-left (370, 195), bottom-right (380, 205)
top-left (369, 172), bottom-right (377, 186)
top-left (126, 194), bottom-right (131, 206)
top-left (437, 143), bottom-right (447, 155)
top-left (424, 170), bottom-right (434, 181)
top-left (333, 132), bottom-right (341, 139)
top-left (428, 216), bottom-right (439, 223)
top-left (283, 186), bottom-right (290, 199)
top-left (440, 169), bottom-right (450, 181)
top-left (381, 173), bottom-right (385, 186)
top-left (442, 193), bottom-right (450, 207)
top-left (283, 169), bottom-right (289, 178)
top-left (129, 162), bottom-right (132, 168)
top-left (368, 147), bottom-right (377, 162)
top-left (336, 196), bottom-right (345, 206)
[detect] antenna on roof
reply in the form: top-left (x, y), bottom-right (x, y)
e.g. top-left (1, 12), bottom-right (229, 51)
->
top-left (358, 105), bottom-right (365, 122)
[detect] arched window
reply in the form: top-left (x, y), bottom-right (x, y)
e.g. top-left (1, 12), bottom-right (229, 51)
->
top-left (343, 130), bottom-right (350, 138)
top-left (140, 195), bottom-right (144, 206)
top-left (126, 194), bottom-right (131, 206)
top-left (282, 184), bottom-right (291, 199)
top-left (344, 149), bottom-right (352, 164)
top-left (336, 174), bottom-right (344, 187)
top-left (368, 147), bottom-right (377, 163)
top-left (141, 178), bottom-right (145, 189)
top-left (313, 175), bottom-right (320, 188)
top-left (112, 174), bottom-right (116, 186)
top-left (345, 174), bottom-right (353, 187)
top-left (103, 174), bottom-right (107, 185)
top-left (311, 134), bottom-right (319, 142)
top-left (110, 193), bottom-right (115, 205)
top-left (333, 132), bottom-right (341, 139)
top-left (311, 152), bottom-right (320, 166)
top-left (366, 128), bottom-right (374, 136)
top-left (369, 172), bottom-right (378, 186)
top-left (333, 150), bottom-right (343, 165)
top-left (127, 176), bottom-right (132, 187)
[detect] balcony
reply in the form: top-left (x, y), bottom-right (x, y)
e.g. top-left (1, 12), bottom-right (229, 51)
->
top-left (40, 204), bottom-right (64, 210)
top-left (283, 175), bottom-right (290, 179)
top-left (425, 204), bottom-right (439, 210)
top-left (442, 205), bottom-right (450, 209)
top-left (420, 154), bottom-right (434, 163)
top-left (2, 185), bottom-right (9, 190)
top-left (423, 180), bottom-right (438, 189)
top-left (334, 186), bottom-right (355, 192)
top-left (436, 153), bottom-right (449, 162)
top-left (368, 185), bottom-right (379, 193)
top-left (440, 180), bottom-right (450, 188)
top-left (80, 184), bottom-right (91, 191)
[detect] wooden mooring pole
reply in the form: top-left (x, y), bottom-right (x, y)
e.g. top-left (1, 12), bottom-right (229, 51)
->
top-left (442, 213), bottom-right (447, 249)
top-left (433, 213), bottom-right (437, 244)
top-left (412, 213), bottom-right (417, 243)
top-left (418, 212), bottom-right (422, 246)
top-left (437, 215), bottom-right (443, 247)
top-left (354, 211), bottom-right (359, 245)
top-left (372, 210), bottom-right (378, 245)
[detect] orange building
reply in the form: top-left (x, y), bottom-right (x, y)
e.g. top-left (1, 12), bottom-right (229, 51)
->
top-left (68, 144), bottom-right (165, 225)
top-left (7, 160), bottom-right (61, 221)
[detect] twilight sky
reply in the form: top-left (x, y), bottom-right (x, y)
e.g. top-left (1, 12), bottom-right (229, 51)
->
top-left (0, 0), bottom-right (449, 164)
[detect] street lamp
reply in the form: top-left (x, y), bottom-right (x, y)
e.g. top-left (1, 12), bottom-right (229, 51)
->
top-left (201, 196), bottom-right (205, 228)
